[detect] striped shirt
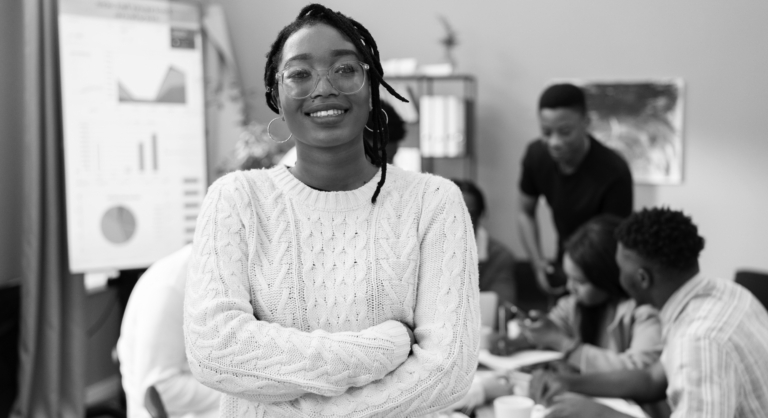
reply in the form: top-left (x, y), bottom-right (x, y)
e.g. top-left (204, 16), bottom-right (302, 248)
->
top-left (660, 275), bottom-right (768, 418)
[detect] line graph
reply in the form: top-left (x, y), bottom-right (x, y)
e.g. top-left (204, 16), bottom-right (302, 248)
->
top-left (118, 67), bottom-right (186, 104)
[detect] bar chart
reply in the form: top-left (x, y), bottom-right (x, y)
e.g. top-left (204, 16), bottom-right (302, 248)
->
top-left (59, 0), bottom-right (207, 272)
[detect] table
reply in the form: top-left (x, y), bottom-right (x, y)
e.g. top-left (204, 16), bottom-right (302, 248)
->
top-left (470, 349), bottom-right (648, 418)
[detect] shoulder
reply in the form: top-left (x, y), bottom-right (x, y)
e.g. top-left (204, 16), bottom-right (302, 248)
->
top-left (139, 244), bottom-right (193, 290)
top-left (622, 299), bottom-right (660, 323)
top-left (384, 165), bottom-right (461, 204)
top-left (522, 139), bottom-right (549, 164)
top-left (211, 167), bottom-right (275, 192)
top-left (685, 278), bottom-right (764, 337)
top-left (589, 138), bottom-right (632, 177)
top-left (126, 245), bottom-right (192, 315)
top-left (205, 168), bottom-right (278, 209)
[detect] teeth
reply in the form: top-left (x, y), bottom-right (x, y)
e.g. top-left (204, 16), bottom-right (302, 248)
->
top-left (309, 109), bottom-right (344, 118)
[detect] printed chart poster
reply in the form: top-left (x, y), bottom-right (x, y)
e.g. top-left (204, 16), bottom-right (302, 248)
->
top-left (59, 0), bottom-right (207, 272)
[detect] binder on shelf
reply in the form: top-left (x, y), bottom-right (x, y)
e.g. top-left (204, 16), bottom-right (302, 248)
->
top-left (446, 96), bottom-right (465, 157)
top-left (419, 95), bottom-right (466, 158)
top-left (419, 96), bottom-right (433, 157)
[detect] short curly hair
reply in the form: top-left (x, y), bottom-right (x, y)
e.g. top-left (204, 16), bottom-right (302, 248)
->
top-left (616, 207), bottom-right (705, 271)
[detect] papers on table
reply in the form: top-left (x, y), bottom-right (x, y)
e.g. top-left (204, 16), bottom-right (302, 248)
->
top-left (593, 398), bottom-right (648, 418)
top-left (477, 349), bottom-right (564, 372)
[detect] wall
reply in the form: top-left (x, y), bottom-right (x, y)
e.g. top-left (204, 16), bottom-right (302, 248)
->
top-left (218, 0), bottom-right (768, 280)
top-left (0, 0), bottom-right (24, 287)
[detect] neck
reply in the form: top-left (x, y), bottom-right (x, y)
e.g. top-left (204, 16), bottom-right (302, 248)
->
top-left (558, 135), bottom-right (591, 174)
top-left (291, 139), bottom-right (378, 191)
top-left (651, 266), bottom-right (700, 309)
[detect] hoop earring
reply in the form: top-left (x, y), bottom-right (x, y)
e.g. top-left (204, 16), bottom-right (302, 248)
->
top-left (365, 109), bottom-right (389, 132)
top-left (267, 116), bottom-right (292, 143)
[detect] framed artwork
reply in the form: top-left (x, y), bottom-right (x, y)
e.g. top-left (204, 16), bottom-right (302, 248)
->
top-left (573, 79), bottom-right (685, 185)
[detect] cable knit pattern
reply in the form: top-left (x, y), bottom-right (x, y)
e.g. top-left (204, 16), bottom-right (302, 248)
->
top-left (184, 164), bottom-right (480, 417)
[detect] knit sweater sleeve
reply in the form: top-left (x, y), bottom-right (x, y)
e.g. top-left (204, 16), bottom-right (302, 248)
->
top-left (184, 176), bottom-right (412, 404)
top-left (272, 179), bottom-right (482, 417)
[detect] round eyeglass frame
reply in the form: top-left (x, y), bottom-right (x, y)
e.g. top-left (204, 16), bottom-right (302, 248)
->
top-left (272, 61), bottom-right (370, 99)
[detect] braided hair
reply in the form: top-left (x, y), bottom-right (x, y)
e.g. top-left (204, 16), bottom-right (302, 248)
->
top-left (263, 4), bottom-right (408, 203)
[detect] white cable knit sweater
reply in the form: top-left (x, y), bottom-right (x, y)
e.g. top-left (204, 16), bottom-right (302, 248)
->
top-left (184, 164), bottom-right (480, 417)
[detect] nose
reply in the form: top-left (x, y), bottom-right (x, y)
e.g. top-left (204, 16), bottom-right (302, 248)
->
top-left (310, 72), bottom-right (339, 98)
top-left (546, 134), bottom-right (564, 149)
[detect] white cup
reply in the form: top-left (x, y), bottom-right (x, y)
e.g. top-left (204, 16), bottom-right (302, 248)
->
top-left (493, 395), bottom-right (535, 418)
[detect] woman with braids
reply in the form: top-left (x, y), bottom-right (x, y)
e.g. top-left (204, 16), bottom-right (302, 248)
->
top-left (183, 4), bottom-right (480, 417)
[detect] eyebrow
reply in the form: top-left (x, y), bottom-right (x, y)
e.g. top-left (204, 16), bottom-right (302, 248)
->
top-left (284, 49), bottom-right (361, 66)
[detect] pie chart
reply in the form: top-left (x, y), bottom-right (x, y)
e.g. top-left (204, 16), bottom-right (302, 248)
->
top-left (101, 206), bottom-right (137, 244)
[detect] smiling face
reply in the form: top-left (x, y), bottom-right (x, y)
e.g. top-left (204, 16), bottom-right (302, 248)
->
top-left (276, 23), bottom-right (370, 151)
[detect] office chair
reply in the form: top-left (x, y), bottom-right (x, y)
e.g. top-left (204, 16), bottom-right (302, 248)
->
top-left (144, 385), bottom-right (168, 418)
top-left (735, 270), bottom-right (768, 310)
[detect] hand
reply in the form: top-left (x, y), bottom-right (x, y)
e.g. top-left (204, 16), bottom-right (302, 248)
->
top-left (549, 360), bottom-right (581, 376)
top-left (490, 334), bottom-right (534, 356)
top-left (450, 375), bottom-right (486, 414)
top-left (521, 315), bottom-right (572, 351)
top-left (546, 393), bottom-right (623, 418)
top-left (529, 369), bottom-right (568, 406)
top-left (535, 262), bottom-right (566, 295)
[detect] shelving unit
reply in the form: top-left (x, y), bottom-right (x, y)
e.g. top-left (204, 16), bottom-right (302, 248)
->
top-left (383, 74), bottom-right (477, 181)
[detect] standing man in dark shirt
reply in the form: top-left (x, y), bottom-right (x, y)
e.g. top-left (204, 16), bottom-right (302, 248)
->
top-left (518, 83), bottom-right (633, 295)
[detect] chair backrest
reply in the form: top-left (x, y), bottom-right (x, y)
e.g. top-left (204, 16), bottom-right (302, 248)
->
top-left (735, 270), bottom-right (768, 310)
top-left (144, 385), bottom-right (168, 418)
top-left (479, 291), bottom-right (499, 329)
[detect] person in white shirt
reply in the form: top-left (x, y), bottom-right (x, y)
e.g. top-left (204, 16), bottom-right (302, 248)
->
top-left (118, 244), bottom-right (220, 418)
top-left (183, 4), bottom-right (480, 418)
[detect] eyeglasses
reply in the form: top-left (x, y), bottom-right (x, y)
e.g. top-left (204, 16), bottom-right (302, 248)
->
top-left (274, 61), bottom-right (369, 99)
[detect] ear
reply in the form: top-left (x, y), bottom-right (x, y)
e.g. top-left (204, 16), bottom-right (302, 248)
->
top-left (637, 267), bottom-right (653, 290)
top-left (580, 111), bottom-right (591, 129)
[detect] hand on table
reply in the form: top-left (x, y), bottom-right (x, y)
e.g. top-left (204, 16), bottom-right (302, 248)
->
top-left (529, 369), bottom-right (568, 406)
top-left (489, 333), bottom-right (533, 356)
top-left (521, 314), bottom-right (574, 352)
top-left (545, 393), bottom-right (627, 418)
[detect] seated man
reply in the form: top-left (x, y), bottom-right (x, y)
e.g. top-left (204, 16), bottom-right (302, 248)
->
top-left (453, 179), bottom-right (516, 305)
top-left (453, 216), bottom-right (663, 416)
top-left (118, 244), bottom-right (220, 418)
top-left (533, 207), bottom-right (768, 418)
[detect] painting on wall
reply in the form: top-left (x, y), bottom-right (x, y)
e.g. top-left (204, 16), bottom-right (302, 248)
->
top-left (573, 79), bottom-right (685, 185)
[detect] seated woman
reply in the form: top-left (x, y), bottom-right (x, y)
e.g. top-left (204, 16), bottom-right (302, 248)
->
top-left (522, 215), bottom-right (662, 373)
